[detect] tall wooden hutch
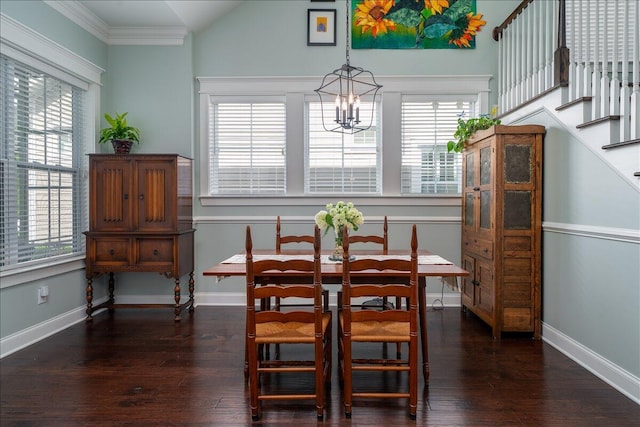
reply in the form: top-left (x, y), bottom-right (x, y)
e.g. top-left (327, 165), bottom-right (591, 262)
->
top-left (84, 154), bottom-right (195, 321)
top-left (460, 125), bottom-right (545, 338)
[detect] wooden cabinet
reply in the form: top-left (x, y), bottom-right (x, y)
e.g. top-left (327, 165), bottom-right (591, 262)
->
top-left (84, 154), bottom-right (195, 321)
top-left (460, 125), bottom-right (544, 338)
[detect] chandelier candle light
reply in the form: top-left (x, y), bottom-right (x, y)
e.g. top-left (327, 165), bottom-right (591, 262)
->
top-left (315, 0), bottom-right (382, 134)
top-left (315, 201), bottom-right (364, 261)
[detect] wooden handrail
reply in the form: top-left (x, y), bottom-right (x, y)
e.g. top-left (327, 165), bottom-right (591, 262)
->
top-left (492, 0), bottom-right (534, 41)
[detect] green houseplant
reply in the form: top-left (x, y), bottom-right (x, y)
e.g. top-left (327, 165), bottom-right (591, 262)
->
top-left (99, 112), bottom-right (141, 154)
top-left (447, 115), bottom-right (501, 153)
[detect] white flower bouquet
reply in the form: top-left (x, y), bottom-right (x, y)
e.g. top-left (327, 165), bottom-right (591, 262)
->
top-left (315, 201), bottom-right (364, 258)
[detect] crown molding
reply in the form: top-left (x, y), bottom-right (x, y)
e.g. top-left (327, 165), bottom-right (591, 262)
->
top-left (44, 0), bottom-right (109, 43)
top-left (44, 0), bottom-right (187, 46)
top-left (107, 26), bottom-right (188, 46)
top-left (0, 14), bottom-right (104, 85)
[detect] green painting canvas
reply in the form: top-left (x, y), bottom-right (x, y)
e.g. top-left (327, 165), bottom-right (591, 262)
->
top-left (352, 0), bottom-right (486, 49)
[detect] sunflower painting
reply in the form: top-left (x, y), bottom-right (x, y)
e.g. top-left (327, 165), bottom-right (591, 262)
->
top-left (352, 0), bottom-right (487, 49)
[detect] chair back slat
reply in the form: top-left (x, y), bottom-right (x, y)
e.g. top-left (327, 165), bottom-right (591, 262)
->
top-left (256, 310), bottom-right (316, 324)
top-left (347, 215), bottom-right (388, 252)
top-left (254, 284), bottom-right (316, 300)
top-left (276, 216), bottom-right (314, 251)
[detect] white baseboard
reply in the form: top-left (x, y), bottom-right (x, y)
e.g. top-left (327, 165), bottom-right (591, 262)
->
top-left (542, 322), bottom-right (640, 405)
top-left (0, 297), bottom-right (107, 358)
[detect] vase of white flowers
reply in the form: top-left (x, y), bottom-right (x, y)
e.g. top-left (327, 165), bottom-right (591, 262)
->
top-left (315, 201), bottom-right (364, 261)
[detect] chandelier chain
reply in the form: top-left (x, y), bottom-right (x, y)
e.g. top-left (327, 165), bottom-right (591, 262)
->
top-left (345, 0), bottom-right (350, 66)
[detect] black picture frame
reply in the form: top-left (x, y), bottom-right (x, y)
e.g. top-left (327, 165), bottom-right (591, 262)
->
top-left (307, 9), bottom-right (337, 46)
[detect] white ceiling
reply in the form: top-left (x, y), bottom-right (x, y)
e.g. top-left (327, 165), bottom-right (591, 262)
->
top-left (43, 0), bottom-right (244, 45)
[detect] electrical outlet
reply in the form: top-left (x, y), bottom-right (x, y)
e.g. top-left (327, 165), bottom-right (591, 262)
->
top-left (37, 286), bottom-right (49, 304)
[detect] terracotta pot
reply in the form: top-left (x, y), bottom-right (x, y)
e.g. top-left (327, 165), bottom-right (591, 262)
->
top-left (111, 139), bottom-right (133, 154)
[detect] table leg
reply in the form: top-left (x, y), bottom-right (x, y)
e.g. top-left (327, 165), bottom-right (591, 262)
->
top-left (418, 278), bottom-right (430, 383)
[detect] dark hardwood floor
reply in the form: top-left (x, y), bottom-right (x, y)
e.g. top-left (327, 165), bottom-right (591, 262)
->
top-left (1, 306), bottom-right (638, 426)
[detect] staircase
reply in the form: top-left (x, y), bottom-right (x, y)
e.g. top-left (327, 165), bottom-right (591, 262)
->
top-left (493, 0), bottom-right (639, 189)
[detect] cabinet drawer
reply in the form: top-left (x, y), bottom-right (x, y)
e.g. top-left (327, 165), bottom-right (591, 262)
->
top-left (462, 236), bottom-right (494, 259)
top-left (91, 238), bottom-right (131, 266)
top-left (136, 238), bottom-right (174, 265)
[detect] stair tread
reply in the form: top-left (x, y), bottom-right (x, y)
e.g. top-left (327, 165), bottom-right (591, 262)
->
top-left (602, 139), bottom-right (640, 150)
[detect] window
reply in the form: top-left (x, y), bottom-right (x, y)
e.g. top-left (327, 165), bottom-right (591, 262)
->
top-left (207, 97), bottom-right (286, 194)
top-left (197, 75), bottom-right (491, 203)
top-left (0, 54), bottom-right (87, 270)
top-left (401, 99), bottom-right (475, 194)
top-left (306, 100), bottom-right (381, 194)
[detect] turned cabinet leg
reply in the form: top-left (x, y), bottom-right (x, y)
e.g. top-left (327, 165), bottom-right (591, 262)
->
top-left (85, 278), bottom-right (94, 321)
top-left (174, 278), bottom-right (182, 321)
top-left (108, 272), bottom-right (115, 311)
top-left (188, 272), bottom-right (195, 313)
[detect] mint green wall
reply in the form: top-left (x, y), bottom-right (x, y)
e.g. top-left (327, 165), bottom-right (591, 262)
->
top-left (511, 110), bottom-right (640, 378)
top-left (194, 1), bottom-right (516, 104)
top-left (99, 36), bottom-right (194, 156)
top-left (0, 0), bottom-right (107, 70)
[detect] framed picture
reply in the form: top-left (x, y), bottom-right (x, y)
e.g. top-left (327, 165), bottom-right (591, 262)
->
top-left (307, 9), bottom-right (336, 46)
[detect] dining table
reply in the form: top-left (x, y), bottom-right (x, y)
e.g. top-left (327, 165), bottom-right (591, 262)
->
top-left (203, 249), bottom-right (469, 382)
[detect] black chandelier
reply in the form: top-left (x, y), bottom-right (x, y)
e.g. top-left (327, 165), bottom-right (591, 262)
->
top-left (315, 0), bottom-right (382, 134)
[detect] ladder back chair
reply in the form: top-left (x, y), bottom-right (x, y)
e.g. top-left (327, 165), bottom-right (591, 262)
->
top-left (275, 216), bottom-right (330, 311)
top-left (340, 216), bottom-right (403, 358)
top-left (245, 225), bottom-right (332, 421)
top-left (338, 225), bottom-right (419, 420)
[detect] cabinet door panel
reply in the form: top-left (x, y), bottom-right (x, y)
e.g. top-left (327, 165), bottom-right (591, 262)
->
top-left (504, 190), bottom-right (532, 229)
top-left (91, 159), bottom-right (133, 231)
top-left (476, 261), bottom-right (494, 315)
top-left (461, 255), bottom-right (476, 305)
top-left (504, 144), bottom-right (532, 183)
top-left (137, 160), bottom-right (176, 231)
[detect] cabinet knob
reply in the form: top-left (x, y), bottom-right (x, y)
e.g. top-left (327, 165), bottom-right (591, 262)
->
top-left (139, 194), bottom-right (145, 200)
top-left (472, 280), bottom-right (480, 286)
top-left (109, 249), bottom-right (115, 255)
top-left (153, 249), bottom-right (159, 255)
top-left (123, 193), bottom-right (128, 200)
top-left (473, 187), bottom-right (480, 191)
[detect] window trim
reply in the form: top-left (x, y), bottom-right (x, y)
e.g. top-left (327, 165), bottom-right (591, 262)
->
top-left (0, 14), bottom-right (103, 286)
top-left (198, 75), bottom-right (491, 206)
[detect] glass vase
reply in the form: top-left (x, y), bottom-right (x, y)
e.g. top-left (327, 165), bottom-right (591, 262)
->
top-left (328, 226), bottom-right (344, 261)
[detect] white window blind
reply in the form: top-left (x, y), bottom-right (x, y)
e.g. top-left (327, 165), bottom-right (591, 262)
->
top-left (401, 99), bottom-right (474, 195)
top-left (208, 98), bottom-right (286, 194)
top-left (306, 101), bottom-right (381, 194)
top-left (1, 54), bottom-right (87, 270)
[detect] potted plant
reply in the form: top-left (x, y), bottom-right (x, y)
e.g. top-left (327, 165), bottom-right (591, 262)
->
top-left (98, 112), bottom-right (141, 154)
top-left (447, 115), bottom-right (501, 153)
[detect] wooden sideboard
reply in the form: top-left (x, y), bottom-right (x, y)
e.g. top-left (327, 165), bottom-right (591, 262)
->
top-left (84, 154), bottom-right (195, 321)
top-left (460, 125), bottom-right (545, 339)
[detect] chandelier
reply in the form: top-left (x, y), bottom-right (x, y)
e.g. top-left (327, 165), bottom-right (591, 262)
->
top-left (315, 0), bottom-right (382, 134)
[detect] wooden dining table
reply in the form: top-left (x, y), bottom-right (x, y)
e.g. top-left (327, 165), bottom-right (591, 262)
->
top-left (203, 249), bottom-right (469, 382)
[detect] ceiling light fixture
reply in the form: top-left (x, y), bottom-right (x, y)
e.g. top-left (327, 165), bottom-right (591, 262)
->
top-left (314, 0), bottom-right (382, 134)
